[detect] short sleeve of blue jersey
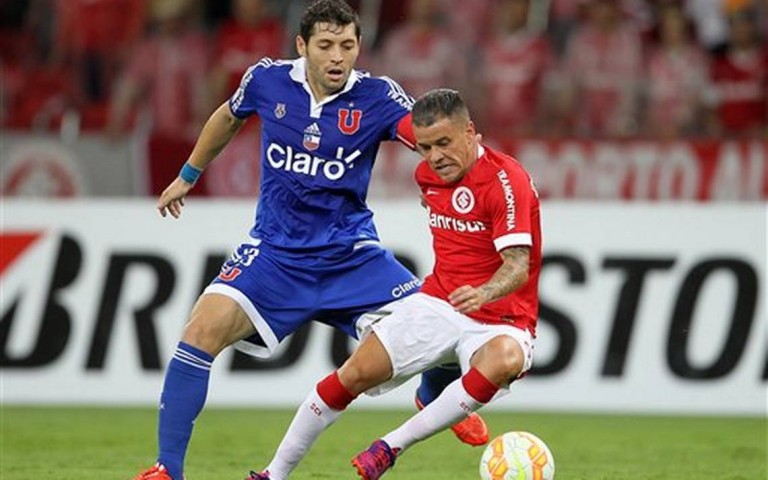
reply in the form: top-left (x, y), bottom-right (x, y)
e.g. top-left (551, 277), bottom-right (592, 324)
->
top-left (375, 76), bottom-right (414, 141)
top-left (228, 58), bottom-right (272, 119)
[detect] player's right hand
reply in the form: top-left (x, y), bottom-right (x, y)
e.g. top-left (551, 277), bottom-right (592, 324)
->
top-left (157, 177), bottom-right (193, 219)
top-left (448, 285), bottom-right (491, 314)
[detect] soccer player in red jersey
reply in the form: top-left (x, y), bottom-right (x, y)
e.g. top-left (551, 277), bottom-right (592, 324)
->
top-left (706, 4), bottom-right (767, 138)
top-left (558, 0), bottom-right (643, 137)
top-left (644, 3), bottom-right (709, 139)
top-left (208, 0), bottom-right (285, 105)
top-left (477, 0), bottom-right (553, 139)
top-left (247, 89), bottom-right (541, 480)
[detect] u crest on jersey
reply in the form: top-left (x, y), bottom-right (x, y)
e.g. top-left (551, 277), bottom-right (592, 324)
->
top-left (337, 108), bottom-right (362, 135)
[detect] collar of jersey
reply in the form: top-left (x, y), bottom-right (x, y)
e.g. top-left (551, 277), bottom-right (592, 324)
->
top-left (289, 58), bottom-right (360, 118)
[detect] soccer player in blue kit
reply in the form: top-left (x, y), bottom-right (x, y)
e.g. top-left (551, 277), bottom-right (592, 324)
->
top-left (133, 1), bottom-right (487, 480)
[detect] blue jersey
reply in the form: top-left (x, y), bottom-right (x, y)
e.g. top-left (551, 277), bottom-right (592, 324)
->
top-left (229, 57), bottom-right (413, 255)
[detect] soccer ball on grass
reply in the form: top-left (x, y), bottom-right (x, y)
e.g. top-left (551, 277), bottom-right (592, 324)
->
top-left (479, 431), bottom-right (555, 480)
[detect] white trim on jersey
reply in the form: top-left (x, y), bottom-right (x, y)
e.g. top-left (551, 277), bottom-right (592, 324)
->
top-left (202, 283), bottom-right (280, 359)
top-left (288, 58), bottom-right (361, 118)
top-left (380, 76), bottom-right (415, 109)
top-left (352, 239), bottom-right (382, 250)
top-left (230, 63), bottom-right (260, 117)
top-left (494, 232), bottom-right (532, 251)
top-left (288, 57), bottom-right (305, 83)
top-left (396, 133), bottom-right (415, 150)
top-left (255, 57), bottom-right (275, 70)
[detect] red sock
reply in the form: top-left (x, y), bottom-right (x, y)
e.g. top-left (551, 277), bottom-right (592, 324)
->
top-left (316, 371), bottom-right (357, 411)
top-left (461, 368), bottom-right (499, 404)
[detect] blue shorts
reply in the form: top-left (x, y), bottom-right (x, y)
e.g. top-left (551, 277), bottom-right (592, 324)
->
top-left (204, 237), bottom-right (421, 358)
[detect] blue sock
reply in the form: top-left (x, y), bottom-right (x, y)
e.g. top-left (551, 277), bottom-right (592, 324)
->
top-left (417, 364), bottom-right (462, 406)
top-left (157, 342), bottom-right (214, 480)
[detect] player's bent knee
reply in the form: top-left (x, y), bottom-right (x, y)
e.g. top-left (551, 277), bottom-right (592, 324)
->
top-left (181, 294), bottom-right (254, 356)
top-left (338, 358), bottom-right (393, 395)
top-left (473, 335), bottom-right (525, 386)
top-left (338, 337), bottom-right (394, 395)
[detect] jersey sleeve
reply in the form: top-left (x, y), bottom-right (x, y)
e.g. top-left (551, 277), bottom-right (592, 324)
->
top-left (228, 57), bottom-right (272, 119)
top-left (485, 165), bottom-right (536, 252)
top-left (378, 76), bottom-right (415, 142)
top-left (395, 114), bottom-right (416, 149)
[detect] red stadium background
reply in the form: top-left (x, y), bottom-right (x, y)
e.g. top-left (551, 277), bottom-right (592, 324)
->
top-left (1, 0), bottom-right (766, 414)
top-left (1, 0), bottom-right (766, 199)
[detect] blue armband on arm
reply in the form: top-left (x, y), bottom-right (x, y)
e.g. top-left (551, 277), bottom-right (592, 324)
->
top-left (179, 162), bottom-right (203, 185)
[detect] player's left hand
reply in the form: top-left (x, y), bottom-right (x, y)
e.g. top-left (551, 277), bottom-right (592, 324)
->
top-left (449, 285), bottom-right (490, 314)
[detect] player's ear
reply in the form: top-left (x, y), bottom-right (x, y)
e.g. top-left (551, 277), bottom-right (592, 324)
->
top-left (466, 120), bottom-right (477, 143)
top-left (296, 35), bottom-right (307, 57)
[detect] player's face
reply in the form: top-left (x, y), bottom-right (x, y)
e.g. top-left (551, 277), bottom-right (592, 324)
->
top-left (296, 22), bottom-right (360, 100)
top-left (415, 116), bottom-right (477, 183)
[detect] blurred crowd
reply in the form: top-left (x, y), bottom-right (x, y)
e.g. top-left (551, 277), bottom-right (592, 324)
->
top-left (1, 0), bottom-right (766, 142)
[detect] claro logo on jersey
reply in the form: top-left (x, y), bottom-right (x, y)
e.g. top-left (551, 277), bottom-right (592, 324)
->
top-left (391, 278), bottom-right (422, 298)
top-left (427, 207), bottom-right (486, 233)
top-left (266, 143), bottom-right (362, 181)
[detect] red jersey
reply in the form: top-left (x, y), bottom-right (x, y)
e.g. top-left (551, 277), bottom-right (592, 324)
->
top-left (481, 31), bottom-right (553, 137)
top-left (645, 44), bottom-right (709, 134)
top-left (214, 19), bottom-right (285, 93)
top-left (416, 145), bottom-right (542, 335)
top-left (564, 24), bottom-right (643, 136)
top-left (378, 25), bottom-right (461, 97)
top-left (709, 48), bottom-right (768, 135)
top-left (123, 32), bottom-right (209, 138)
top-left (55, 0), bottom-right (145, 55)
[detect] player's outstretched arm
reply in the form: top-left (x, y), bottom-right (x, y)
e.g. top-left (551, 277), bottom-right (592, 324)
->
top-left (156, 102), bottom-right (244, 218)
top-left (157, 177), bottom-right (193, 219)
top-left (449, 246), bottom-right (530, 313)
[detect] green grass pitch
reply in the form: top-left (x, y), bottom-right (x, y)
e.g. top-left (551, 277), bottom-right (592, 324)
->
top-left (1, 407), bottom-right (765, 479)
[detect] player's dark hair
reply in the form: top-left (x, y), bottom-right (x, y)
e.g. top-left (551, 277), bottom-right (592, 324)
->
top-left (300, 0), bottom-right (361, 42)
top-left (412, 89), bottom-right (470, 127)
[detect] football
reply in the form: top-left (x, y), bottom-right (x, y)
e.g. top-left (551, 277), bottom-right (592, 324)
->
top-left (479, 431), bottom-right (555, 480)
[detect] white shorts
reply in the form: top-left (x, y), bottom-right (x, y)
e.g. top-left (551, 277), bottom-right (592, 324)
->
top-left (356, 292), bottom-right (534, 397)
